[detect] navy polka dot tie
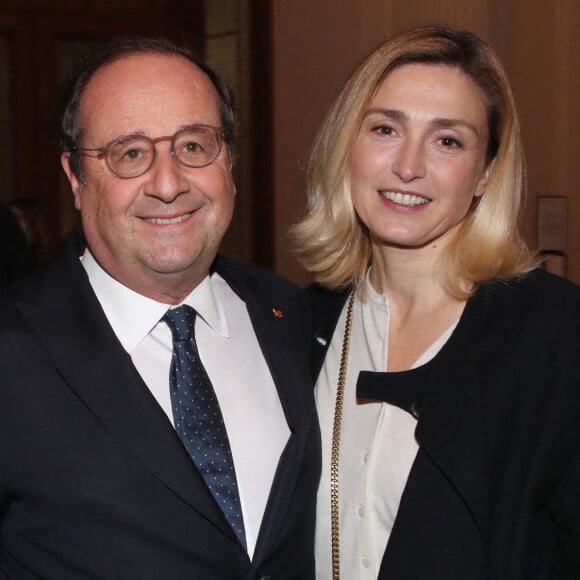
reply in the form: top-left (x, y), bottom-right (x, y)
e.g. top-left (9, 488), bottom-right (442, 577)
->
top-left (164, 305), bottom-right (246, 548)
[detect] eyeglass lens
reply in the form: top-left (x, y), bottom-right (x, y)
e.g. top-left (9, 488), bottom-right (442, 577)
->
top-left (106, 126), bottom-right (222, 178)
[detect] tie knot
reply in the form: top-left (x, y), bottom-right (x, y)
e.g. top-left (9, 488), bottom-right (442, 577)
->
top-left (163, 304), bottom-right (197, 342)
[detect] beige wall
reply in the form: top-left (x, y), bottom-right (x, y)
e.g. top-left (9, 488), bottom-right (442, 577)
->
top-left (271, 1), bottom-right (580, 286)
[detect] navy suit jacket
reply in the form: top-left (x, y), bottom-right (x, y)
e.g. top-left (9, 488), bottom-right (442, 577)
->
top-left (0, 234), bottom-right (320, 580)
top-left (308, 271), bottom-right (580, 579)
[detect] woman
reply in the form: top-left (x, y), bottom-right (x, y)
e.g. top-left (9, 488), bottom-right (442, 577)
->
top-left (293, 26), bottom-right (580, 579)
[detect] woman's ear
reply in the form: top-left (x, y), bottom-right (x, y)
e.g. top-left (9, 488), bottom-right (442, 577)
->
top-left (475, 158), bottom-right (495, 198)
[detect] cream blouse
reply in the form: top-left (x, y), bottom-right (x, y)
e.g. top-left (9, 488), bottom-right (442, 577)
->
top-left (315, 278), bottom-right (457, 579)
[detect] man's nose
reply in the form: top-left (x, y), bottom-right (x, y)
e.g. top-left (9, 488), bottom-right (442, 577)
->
top-left (143, 144), bottom-right (190, 200)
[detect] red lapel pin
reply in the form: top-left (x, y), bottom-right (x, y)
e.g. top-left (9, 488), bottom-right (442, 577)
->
top-left (272, 308), bottom-right (283, 318)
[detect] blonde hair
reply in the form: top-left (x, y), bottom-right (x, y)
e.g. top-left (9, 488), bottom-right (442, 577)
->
top-left (292, 26), bottom-right (538, 298)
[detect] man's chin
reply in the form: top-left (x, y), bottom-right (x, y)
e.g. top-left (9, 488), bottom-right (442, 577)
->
top-left (145, 249), bottom-right (214, 279)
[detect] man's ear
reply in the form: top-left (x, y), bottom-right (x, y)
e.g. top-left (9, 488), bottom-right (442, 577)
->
top-left (475, 158), bottom-right (495, 198)
top-left (61, 153), bottom-right (83, 210)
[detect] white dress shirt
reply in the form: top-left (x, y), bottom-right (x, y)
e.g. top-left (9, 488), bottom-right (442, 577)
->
top-left (315, 276), bottom-right (457, 579)
top-left (81, 250), bottom-right (290, 558)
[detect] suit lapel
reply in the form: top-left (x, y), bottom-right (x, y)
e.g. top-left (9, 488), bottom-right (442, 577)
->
top-left (306, 284), bottom-right (349, 379)
top-left (214, 258), bottom-right (315, 563)
top-left (18, 242), bottom-right (235, 543)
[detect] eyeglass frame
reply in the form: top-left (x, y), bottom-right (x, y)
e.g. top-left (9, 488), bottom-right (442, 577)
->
top-left (72, 123), bottom-right (226, 179)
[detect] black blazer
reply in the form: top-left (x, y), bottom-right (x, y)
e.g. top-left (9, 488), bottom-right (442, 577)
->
top-left (0, 234), bottom-right (320, 580)
top-left (309, 271), bottom-right (580, 579)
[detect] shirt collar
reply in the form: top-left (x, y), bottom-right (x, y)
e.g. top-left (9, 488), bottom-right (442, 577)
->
top-left (81, 249), bottom-right (229, 352)
top-left (365, 267), bottom-right (389, 308)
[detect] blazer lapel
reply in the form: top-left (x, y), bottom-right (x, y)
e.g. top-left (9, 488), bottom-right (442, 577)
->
top-left (18, 243), bottom-right (235, 543)
top-left (357, 292), bottom-right (491, 550)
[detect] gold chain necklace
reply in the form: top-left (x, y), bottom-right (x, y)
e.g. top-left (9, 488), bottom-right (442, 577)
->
top-left (330, 292), bottom-right (355, 580)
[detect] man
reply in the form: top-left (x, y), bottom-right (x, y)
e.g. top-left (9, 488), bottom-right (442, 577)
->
top-left (0, 37), bottom-right (319, 579)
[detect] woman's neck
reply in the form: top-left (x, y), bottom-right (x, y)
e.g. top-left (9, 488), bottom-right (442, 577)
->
top-left (368, 243), bottom-right (468, 372)
top-left (369, 244), bottom-right (446, 307)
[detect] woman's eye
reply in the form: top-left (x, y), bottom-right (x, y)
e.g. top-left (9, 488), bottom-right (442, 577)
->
top-left (439, 136), bottom-right (462, 148)
top-left (373, 124), bottom-right (394, 136)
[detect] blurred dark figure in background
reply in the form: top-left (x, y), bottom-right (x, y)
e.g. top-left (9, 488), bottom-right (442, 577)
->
top-left (0, 200), bottom-right (34, 286)
top-left (8, 196), bottom-right (54, 268)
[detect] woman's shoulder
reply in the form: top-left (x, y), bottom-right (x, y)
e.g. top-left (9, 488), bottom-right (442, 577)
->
top-left (473, 269), bottom-right (580, 330)
top-left (479, 269), bottom-right (579, 303)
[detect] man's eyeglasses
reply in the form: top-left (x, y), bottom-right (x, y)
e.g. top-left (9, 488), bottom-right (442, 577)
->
top-left (73, 124), bottom-right (225, 179)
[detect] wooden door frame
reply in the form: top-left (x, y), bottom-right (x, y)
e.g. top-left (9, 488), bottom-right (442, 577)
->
top-left (247, 0), bottom-right (274, 269)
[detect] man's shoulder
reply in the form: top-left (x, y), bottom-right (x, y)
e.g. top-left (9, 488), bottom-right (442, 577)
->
top-left (0, 236), bottom-right (90, 338)
top-left (1, 240), bottom-right (82, 304)
top-left (212, 255), bottom-right (310, 345)
top-left (212, 255), bottom-right (304, 301)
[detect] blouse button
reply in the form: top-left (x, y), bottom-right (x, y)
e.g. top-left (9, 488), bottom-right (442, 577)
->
top-left (410, 401), bottom-right (421, 419)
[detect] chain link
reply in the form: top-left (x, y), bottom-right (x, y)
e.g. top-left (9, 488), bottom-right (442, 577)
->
top-left (330, 292), bottom-right (355, 580)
